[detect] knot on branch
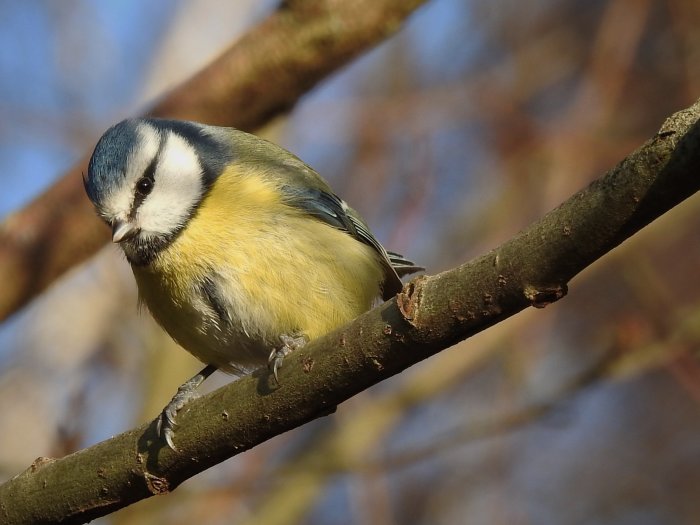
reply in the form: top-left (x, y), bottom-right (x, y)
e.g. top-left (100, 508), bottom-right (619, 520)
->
top-left (397, 275), bottom-right (426, 326)
top-left (523, 284), bottom-right (568, 308)
top-left (27, 456), bottom-right (55, 473)
top-left (143, 472), bottom-right (170, 495)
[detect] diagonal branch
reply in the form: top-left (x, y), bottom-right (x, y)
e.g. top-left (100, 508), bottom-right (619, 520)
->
top-left (0, 0), bottom-right (428, 321)
top-left (1, 96), bottom-right (699, 525)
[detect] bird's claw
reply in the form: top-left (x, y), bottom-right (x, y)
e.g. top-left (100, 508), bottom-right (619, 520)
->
top-left (155, 365), bottom-right (216, 450)
top-left (268, 347), bottom-right (290, 385)
top-left (156, 382), bottom-right (202, 450)
top-left (268, 334), bottom-right (307, 384)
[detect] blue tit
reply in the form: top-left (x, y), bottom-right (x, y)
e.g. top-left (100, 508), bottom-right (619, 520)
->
top-left (85, 118), bottom-right (422, 448)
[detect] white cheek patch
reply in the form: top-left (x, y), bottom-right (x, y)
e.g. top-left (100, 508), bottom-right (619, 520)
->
top-left (138, 132), bottom-right (204, 237)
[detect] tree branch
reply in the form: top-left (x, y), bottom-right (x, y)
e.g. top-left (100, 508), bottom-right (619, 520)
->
top-left (0, 0), bottom-right (427, 322)
top-left (1, 94), bottom-right (698, 524)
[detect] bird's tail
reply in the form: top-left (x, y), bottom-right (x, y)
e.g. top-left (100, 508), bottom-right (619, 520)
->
top-left (387, 251), bottom-right (424, 277)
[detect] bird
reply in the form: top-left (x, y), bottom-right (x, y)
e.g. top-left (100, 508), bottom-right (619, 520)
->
top-left (84, 117), bottom-right (422, 449)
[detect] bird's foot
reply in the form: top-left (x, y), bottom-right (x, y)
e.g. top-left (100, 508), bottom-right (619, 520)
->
top-left (268, 333), bottom-right (308, 384)
top-left (156, 364), bottom-right (216, 450)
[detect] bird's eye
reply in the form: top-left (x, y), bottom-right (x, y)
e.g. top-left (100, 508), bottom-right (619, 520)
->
top-left (136, 177), bottom-right (153, 196)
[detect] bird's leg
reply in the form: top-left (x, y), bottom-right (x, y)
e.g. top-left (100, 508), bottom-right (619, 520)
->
top-left (268, 333), bottom-right (308, 384)
top-left (156, 364), bottom-right (217, 450)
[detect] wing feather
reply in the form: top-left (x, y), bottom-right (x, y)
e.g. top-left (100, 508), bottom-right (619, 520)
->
top-left (228, 129), bottom-right (422, 299)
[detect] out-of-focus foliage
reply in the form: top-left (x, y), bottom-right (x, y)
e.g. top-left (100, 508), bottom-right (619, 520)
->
top-left (1, 1), bottom-right (700, 524)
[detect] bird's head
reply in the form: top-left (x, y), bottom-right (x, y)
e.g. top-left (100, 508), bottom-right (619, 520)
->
top-left (85, 118), bottom-right (232, 265)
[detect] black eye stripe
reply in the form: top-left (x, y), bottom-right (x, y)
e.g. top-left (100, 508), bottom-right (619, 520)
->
top-left (129, 155), bottom-right (159, 219)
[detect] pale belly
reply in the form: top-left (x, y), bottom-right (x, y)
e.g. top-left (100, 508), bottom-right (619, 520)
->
top-left (134, 268), bottom-right (281, 372)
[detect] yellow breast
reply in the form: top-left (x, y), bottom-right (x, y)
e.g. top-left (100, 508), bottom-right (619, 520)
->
top-left (133, 166), bottom-right (384, 371)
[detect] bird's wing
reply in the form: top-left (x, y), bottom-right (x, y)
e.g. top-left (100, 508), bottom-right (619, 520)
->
top-left (229, 129), bottom-right (422, 299)
top-left (279, 184), bottom-right (405, 299)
